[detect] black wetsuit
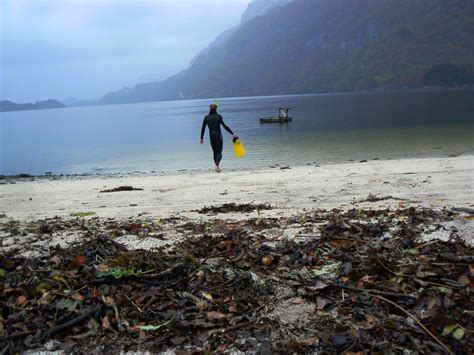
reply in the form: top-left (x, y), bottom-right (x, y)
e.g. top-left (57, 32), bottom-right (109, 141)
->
top-left (200, 111), bottom-right (233, 166)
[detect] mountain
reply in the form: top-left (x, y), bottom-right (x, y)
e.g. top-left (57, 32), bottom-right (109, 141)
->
top-left (100, 0), bottom-right (474, 104)
top-left (34, 99), bottom-right (66, 110)
top-left (189, 0), bottom-right (291, 67)
top-left (240, 0), bottom-right (293, 24)
top-left (61, 97), bottom-right (98, 108)
top-left (0, 99), bottom-right (65, 112)
top-left (99, 0), bottom-right (290, 105)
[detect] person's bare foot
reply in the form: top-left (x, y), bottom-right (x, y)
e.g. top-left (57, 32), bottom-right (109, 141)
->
top-left (215, 166), bottom-right (221, 173)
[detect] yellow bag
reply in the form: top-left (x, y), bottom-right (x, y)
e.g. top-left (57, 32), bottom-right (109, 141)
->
top-left (233, 138), bottom-right (245, 159)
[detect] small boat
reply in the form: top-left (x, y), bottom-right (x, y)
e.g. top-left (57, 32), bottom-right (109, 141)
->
top-left (259, 116), bottom-right (293, 123)
top-left (259, 108), bottom-right (292, 124)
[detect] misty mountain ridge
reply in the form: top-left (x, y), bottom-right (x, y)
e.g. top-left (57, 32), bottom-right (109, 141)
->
top-left (138, 0), bottom-right (291, 84)
top-left (99, 0), bottom-right (474, 105)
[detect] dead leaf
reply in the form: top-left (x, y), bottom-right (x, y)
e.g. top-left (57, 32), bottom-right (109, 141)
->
top-left (50, 255), bottom-right (61, 266)
top-left (102, 316), bottom-right (111, 329)
top-left (365, 314), bottom-right (376, 327)
top-left (90, 289), bottom-right (102, 298)
top-left (340, 276), bottom-right (350, 283)
top-left (71, 293), bottom-right (85, 302)
top-left (287, 339), bottom-right (302, 351)
top-left (39, 292), bottom-right (53, 305)
top-left (262, 255), bottom-right (273, 266)
top-left (16, 295), bottom-right (28, 305)
top-left (69, 255), bottom-right (87, 269)
top-left (95, 264), bottom-right (109, 272)
top-left (202, 291), bottom-right (213, 301)
top-left (207, 311), bottom-right (226, 321)
top-left (300, 337), bottom-right (319, 346)
top-left (195, 270), bottom-right (205, 282)
top-left (458, 274), bottom-right (470, 287)
top-left (292, 297), bottom-right (305, 305)
top-left (223, 240), bottom-right (233, 256)
top-left (103, 296), bottom-right (115, 306)
top-left (196, 300), bottom-right (207, 311)
top-left (417, 255), bottom-right (429, 263)
top-left (128, 223), bottom-right (141, 233)
top-left (288, 337), bottom-right (318, 350)
top-left (357, 275), bottom-right (375, 287)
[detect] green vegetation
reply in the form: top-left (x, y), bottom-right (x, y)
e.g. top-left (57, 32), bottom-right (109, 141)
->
top-left (423, 63), bottom-right (474, 86)
top-left (96, 267), bottom-right (146, 279)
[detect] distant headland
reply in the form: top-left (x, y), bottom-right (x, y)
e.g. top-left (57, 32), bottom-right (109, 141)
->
top-left (0, 99), bottom-right (65, 112)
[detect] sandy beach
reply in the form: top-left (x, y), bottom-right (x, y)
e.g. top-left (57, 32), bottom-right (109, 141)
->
top-left (1, 155), bottom-right (473, 221)
top-left (2, 155), bottom-right (473, 354)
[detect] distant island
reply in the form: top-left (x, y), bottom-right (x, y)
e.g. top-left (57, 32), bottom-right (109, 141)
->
top-left (0, 98), bottom-right (100, 113)
top-left (0, 99), bottom-right (66, 113)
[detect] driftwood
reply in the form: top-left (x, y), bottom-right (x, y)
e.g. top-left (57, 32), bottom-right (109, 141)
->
top-left (38, 305), bottom-right (103, 342)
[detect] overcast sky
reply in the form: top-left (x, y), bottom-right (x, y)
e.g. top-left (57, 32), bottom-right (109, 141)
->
top-left (0, 0), bottom-right (251, 103)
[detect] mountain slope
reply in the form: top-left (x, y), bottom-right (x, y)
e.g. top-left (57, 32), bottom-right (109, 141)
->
top-left (100, 0), bottom-right (474, 104)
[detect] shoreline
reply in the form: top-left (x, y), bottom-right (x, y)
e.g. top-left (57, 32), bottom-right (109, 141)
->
top-left (1, 155), bottom-right (473, 222)
top-left (0, 151), bottom-right (470, 181)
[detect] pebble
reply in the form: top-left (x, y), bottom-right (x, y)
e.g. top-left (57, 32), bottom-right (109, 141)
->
top-left (329, 334), bottom-right (347, 347)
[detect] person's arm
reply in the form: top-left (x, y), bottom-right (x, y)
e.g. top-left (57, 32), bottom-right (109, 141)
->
top-left (200, 117), bottom-right (207, 143)
top-left (219, 115), bottom-right (235, 135)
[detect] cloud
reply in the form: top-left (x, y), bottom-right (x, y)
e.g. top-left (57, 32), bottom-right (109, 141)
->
top-left (0, 0), bottom-right (251, 102)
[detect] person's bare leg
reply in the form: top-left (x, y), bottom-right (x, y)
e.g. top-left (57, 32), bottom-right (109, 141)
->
top-left (215, 165), bottom-right (221, 173)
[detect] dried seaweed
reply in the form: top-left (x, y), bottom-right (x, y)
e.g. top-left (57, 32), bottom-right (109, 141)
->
top-left (0, 207), bottom-right (472, 353)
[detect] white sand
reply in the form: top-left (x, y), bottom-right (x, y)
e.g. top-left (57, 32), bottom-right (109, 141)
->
top-left (1, 156), bottom-right (473, 221)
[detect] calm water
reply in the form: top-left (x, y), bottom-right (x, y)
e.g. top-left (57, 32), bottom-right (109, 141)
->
top-left (1, 89), bottom-right (473, 175)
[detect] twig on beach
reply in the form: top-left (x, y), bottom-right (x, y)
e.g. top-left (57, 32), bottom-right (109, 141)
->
top-left (200, 251), bottom-right (227, 264)
top-left (332, 283), bottom-right (416, 300)
top-left (371, 295), bottom-right (454, 355)
top-left (376, 255), bottom-right (411, 277)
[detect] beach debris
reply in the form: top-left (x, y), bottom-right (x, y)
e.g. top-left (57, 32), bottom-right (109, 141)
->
top-left (100, 186), bottom-right (143, 193)
top-left (69, 211), bottom-right (96, 217)
top-left (195, 202), bottom-right (272, 214)
top-left (0, 207), bottom-right (472, 353)
top-left (355, 193), bottom-right (404, 203)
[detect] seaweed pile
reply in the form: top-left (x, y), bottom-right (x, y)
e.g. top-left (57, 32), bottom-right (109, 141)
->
top-left (1, 207), bottom-right (472, 353)
top-left (196, 203), bottom-right (272, 214)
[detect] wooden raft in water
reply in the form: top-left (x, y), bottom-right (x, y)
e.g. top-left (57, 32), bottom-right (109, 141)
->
top-left (259, 108), bottom-right (292, 124)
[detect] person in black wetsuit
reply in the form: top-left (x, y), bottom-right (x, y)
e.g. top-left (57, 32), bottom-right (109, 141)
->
top-left (200, 103), bottom-right (237, 173)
